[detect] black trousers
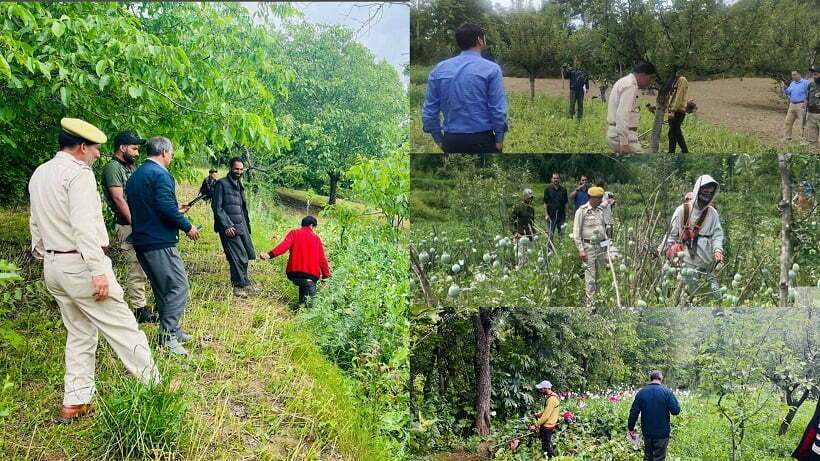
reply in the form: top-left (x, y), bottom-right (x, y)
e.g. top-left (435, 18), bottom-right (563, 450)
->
top-left (219, 233), bottom-right (252, 288)
top-left (441, 131), bottom-right (499, 153)
top-left (569, 88), bottom-right (585, 119)
top-left (539, 427), bottom-right (555, 458)
top-left (668, 111), bottom-right (688, 153)
top-left (547, 209), bottom-right (565, 237)
top-left (289, 276), bottom-right (317, 307)
top-left (644, 437), bottom-right (669, 461)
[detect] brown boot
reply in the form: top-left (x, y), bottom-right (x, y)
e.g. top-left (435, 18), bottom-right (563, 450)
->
top-left (58, 403), bottom-right (95, 421)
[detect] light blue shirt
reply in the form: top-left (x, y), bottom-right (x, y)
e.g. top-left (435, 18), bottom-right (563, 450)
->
top-left (422, 50), bottom-right (508, 143)
top-left (784, 78), bottom-right (809, 103)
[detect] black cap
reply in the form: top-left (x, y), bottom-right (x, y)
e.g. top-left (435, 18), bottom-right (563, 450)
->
top-left (209, 168), bottom-right (218, 173)
top-left (811, 67), bottom-right (820, 73)
top-left (113, 131), bottom-right (146, 150)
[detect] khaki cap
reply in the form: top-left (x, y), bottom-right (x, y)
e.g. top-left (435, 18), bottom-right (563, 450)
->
top-left (60, 118), bottom-right (107, 144)
top-left (588, 186), bottom-right (604, 197)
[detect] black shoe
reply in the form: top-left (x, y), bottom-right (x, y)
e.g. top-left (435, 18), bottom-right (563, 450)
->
top-left (135, 307), bottom-right (159, 324)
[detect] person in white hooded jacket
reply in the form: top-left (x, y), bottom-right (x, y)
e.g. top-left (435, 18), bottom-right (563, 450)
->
top-left (659, 174), bottom-right (725, 299)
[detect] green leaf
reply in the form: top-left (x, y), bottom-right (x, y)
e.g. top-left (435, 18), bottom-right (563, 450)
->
top-left (51, 21), bottom-right (65, 38)
top-left (59, 86), bottom-right (69, 107)
top-left (95, 59), bottom-right (105, 77)
top-left (0, 55), bottom-right (10, 80)
top-left (98, 74), bottom-right (110, 91)
top-left (127, 85), bottom-right (143, 99)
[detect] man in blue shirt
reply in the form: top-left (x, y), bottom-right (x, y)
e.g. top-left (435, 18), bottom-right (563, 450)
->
top-left (564, 57), bottom-right (589, 121)
top-left (422, 24), bottom-right (508, 153)
top-left (628, 370), bottom-right (681, 461)
top-left (569, 175), bottom-right (590, 210)
top-left (782, 70), bottom-right (810, 142)
top-left (126, 136), bottom-right (200, 356)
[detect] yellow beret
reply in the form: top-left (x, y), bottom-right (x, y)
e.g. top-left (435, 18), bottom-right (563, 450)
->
top-left (60, 118), bottom-right (107, 144)
top-left (588, 186), bottom-right (604, 197)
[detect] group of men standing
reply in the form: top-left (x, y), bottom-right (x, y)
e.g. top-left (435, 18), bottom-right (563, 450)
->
top-left (509, 172), bottom-right (726, 307)
top-left (782, 67), bottom-right (820, 153)
top-left (28, 118), bottom-right (330, 420)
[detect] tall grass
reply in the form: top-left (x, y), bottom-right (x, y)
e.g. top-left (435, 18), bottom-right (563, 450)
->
top-left (95, 376), bottom-right (187, 459)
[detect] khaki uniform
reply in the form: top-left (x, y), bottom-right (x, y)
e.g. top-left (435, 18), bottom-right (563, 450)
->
top-left (29, 151), bottom-right (159, 405)
top-left (805, 81), bottom-right (820, 153)
top-left (572, 203), bottom-right (611, 307)
top-left (606, 73), bottom-right (643, 153)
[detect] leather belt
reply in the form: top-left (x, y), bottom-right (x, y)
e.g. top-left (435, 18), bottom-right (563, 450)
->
top-left (46, 247), bottom-right (108, 254)
top-left (582, 239), bottom-right (593, 244)
top-left (608, 123), bottom-right (638, 131)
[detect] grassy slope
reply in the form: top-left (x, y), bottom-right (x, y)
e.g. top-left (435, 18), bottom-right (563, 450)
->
top-left (410, 80), bottom-right (810, 154)
top-left (0, 181), bottom-right (393, 460)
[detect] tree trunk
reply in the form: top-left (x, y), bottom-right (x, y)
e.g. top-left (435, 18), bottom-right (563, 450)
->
top-left (649, 70), bottom-right (679, 153)
top-left (529, 74), bottom-right (535, 102)
top-left (328, 172), bottom-right (340, 205)
top-left (779, 387), bottom-right (810, 435)
top-left (473, 307), bottom-right (494, 436)
top-left (409, 369), bottom-right (418, 422)
top-left (777, 154), bottom-right (793, 306)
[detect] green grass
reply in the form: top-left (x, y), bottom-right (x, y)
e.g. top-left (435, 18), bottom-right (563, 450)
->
top-left (0, 181), bottom-right (397, 460)
top-left (440, 392), bottom-right (815, 461)
top-left (410, 80), bottom-right (810, 154)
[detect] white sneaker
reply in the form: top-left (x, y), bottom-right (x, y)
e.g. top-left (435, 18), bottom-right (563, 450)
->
top-left (162, 337), bottom-right (189, 356)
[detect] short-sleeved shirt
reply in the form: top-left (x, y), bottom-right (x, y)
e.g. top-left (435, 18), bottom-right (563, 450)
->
top-left (101, 157), bottom-right (133, 224)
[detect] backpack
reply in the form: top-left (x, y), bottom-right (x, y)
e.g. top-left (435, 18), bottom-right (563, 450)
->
top-left (680, 203), bottom-right (710, 257)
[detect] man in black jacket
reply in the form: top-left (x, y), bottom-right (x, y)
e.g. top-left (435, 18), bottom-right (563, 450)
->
top-left (199, 168), bottom-right (218, 201)
top-left (212, 158), bottom-right (256, 297)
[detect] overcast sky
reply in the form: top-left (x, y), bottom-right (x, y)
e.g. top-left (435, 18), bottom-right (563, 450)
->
top-left (243, 2), bottom-right (409, 83)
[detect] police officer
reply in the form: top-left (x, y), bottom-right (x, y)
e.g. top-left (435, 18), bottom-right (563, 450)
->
top-left (511, 188), bottom-right (536, 266)
top-left (28, 118), bottom-right (160, 420)
top-left (606, 61), bottom-right (657, 154)
top-left (572, 186), bottom-right (611, 307)
top-left (100, 131), bottom-right (157, 323)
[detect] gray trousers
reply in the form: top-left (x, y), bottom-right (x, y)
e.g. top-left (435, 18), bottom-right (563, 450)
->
top-left (644, 437), bottom-right (669, 461)
top-left (136, 247), bottom-right (189, 337)
top-left (569, 88), bottom-right (585, 119)
top-left (219, 233), bottom-right (252, 287)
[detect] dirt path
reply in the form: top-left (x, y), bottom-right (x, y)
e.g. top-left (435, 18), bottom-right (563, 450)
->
top-left (504, 77), bottom-right (792, 148)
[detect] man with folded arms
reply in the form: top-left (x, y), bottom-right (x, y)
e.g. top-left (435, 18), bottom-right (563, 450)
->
top-left (100, 131), bottom-right (157, 324)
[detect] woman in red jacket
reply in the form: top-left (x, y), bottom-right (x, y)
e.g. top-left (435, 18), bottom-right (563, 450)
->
top-left (259, 216), bottom-right (330, 307)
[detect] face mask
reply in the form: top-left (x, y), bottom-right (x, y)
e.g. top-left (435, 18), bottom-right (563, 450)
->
top-left (698, 191), bottom-right (714, 203)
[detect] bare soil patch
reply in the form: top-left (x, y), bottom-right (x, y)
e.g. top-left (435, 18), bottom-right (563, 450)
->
top-left (504, 77), bottom-right (793, 148)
